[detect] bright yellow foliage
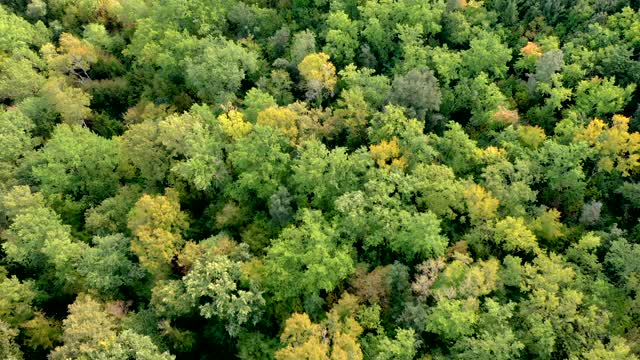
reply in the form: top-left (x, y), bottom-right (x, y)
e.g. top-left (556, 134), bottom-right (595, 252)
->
top-left (218, 110), bottom-right (252, 140)
top-left (478, 146), bottom-right (508, 165)
top-left (463, 183), bottom-right (499, 225)
top-left (369, 138), bottom-right (407, 170)
top-left (256, 107), bottom-right (299, 141)
top-left (495, 216), bottom-right (540, 253)
top-left (298, 52), bottom-right (337, 95)
top-left (576, 115), bottom-right (640, 176)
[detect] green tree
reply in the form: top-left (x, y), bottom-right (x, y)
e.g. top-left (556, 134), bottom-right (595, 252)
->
top-left (183, 253), bottom-right (264, 337)
top-left (24, 124), bottom-right (120, 212)
top-left (185, 38), bottom-right (258, 104)
top-left (263, 210), bottom-right (355, 310)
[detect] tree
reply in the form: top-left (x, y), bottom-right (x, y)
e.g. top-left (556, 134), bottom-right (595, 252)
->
top-left (158, 106), bottom-right (229, 190)
top-left (297, 52), bottom-right (337, 102)
top-left (127, 190), bottom-right (188, 279)
top-left (263, 210), bottom-right (355, 309)
top-left (387, 67), bottom-right (441, 122)
top-left (291, 139), bottom-right (370, 211)
top-left (228, 125), bottom-right (292, 202)
top-left (462, 31), bottom-right (512, 79)
top-left (243, 88), bottom-right (277, 123)
top-left (49, 295), bottom-right (118, 360)
top-left (572, 77), bottom-right (635, 120)
top-left (42, 32), bottom-right (98, 81)
top-left (0, 109), bottom-right (35, 188)
top-left (117, 120), bottom-right (171, 189)
top-left (0, 320), bottom-right (23, 360)
top-left (183, 253), bottom-right (264, 337)
top-left (40, 77), bottom-right (92, 124)
top-left (323, 11), bottom-right (360, 67)
top-left (275, 293), bottom-right (364, 360)
top-left (185, 38), bottom-right (258, 104)
top-left (1, 186), bottom-right (86, 289)
top-left (77, 234), bottom-right (146, 299)
top-left (50, 295), bottom-right (174, 360)
top-left (85, 185), bottom-right (143, 236)
top-left (24, 124), bottom-right (120, 211)
top-left (425, 297), bottom-right (479, 342)
top-left (494, 216), bottom-right (540, 254)
top-left (338, 64), bottom-right (390, 110)
top-left (256, 107), bottom-right (299, 142)
top-left (451, 299), bottom-right (524, 360)
top-left (575, 115), bottom-right (640, 176)
top-left (289, 30), bottom-right (316, 66)
top-left (0, 53), bottom-right (46, 102)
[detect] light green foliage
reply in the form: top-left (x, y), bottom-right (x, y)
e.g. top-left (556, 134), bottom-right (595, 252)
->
top-left (243, 88), bottom-right (277, 123)
top-left (323, 11), bottom-right (359, 67)
top-left (403, 164), bottom-right (465, 219)
top-left (186, 39), bottom-right (258, 104)
top-left (571, 77), bottom-right (635, 119)
top-left (368, 104), bottom-right (424, 144)
top-left (1, 186), bottom-right (86, 288)
top-left (158, 107), bottom-right (228, 191)
top-left (0, 275), bottom-right (37, 327)
top-left (25, 124), bottom-right (120, 208)
top-left (40, 77), bottom-right (92, 124)
top-left (0, 53), bottom-right (46, 102)
top-left (229, 125), bottom-right (292, 202)
top-left (425, 298), bottom-right (479, 341)
top-left (335, 170), bottom-right (449, 261)
top-left (0, 320), bottom-right (23, 360)
top-left (2, 1), bottom-right (640, 359)
top-left (339, 64), bottom-right (391, 109)
top-left (462, 31), bottom-right (512, 79)
top-left (0, 109), bottom-right (36, 187)
top-left (264, 210), bottom-right (355, 305)
top-left (0, 5), bottom-right (48, 53)
top-left (535, 140), bottom-right (590, 213)
top-left (364, 328), bottom-right (418, 360)
top-left (183, 253), bottom-right (264, 336)
top-left (291, 139), bottom-right (370, 210)
top-left (430, 122), bottom-right (482, 175)
top-left (51, 295), bottom-right (173, 360)
top-left (451, 299), bottom-right (524, 360)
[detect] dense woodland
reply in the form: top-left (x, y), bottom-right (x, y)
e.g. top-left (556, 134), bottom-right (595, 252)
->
top-left (5, 0), bottom-right (640, 359)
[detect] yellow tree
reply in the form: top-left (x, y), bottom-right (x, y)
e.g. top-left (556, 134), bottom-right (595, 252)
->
top-left (127, 189), bottom-right (188, 279)
top-left (575, 115), bottom-right (640, 176)
top-left (42, 33), bottom-right (98, 81)
top-left (257, 107), bottom-right (299, 142)
top-left (275, 293), bottom-right (363, 360)
top-left (218, 110), bottom-right (252, 141)
top-left (298, 52), bottom-right (337, 103)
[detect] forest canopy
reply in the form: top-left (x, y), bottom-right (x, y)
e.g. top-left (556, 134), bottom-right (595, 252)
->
top-left (3, 0), bottom-right (640, 359)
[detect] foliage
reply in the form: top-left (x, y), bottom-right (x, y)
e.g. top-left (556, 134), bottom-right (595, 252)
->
top-left (2, 1), bottom-right (640, 359)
